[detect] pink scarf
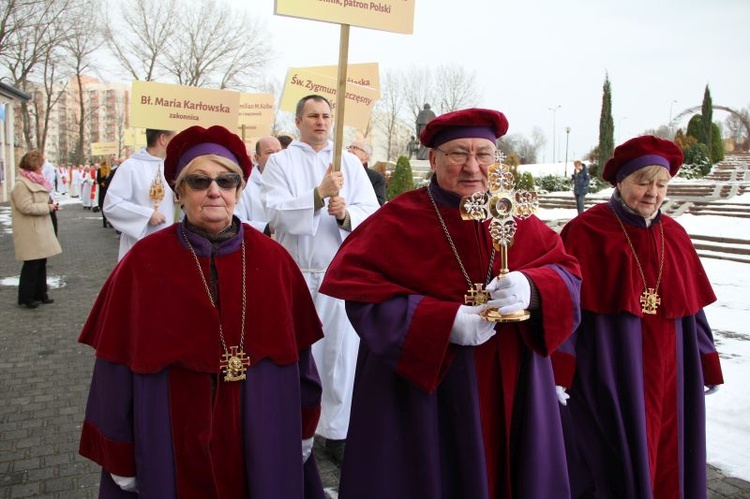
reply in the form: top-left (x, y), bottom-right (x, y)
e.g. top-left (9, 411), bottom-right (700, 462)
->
top-left (20, 168), bottom-right (52, 192)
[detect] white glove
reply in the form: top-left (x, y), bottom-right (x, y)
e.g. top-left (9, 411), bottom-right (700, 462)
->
top-left (302, 437), bottom-right (314, 463)
top-left (705, 385), bottom-right (720, 395)
top-left (556, 386), bottom-right (570, 406)
top-left (486, 272), bottom-right (531, 315)
top-left (449, 305), bottom-right (497, 346)
top-left (110, 474), bottom-right (138, 493)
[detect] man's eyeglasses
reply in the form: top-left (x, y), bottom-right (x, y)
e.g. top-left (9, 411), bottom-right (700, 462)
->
top-left (184, 173), bottom-right (241, 190)
top-left (347, 145), bottom-right (366, 154)
top-left (434, 148), bottom-right (496, 166)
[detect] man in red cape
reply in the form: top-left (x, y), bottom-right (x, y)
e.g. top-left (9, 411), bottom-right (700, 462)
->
top-left (320, 108), bottom-right (582, 498)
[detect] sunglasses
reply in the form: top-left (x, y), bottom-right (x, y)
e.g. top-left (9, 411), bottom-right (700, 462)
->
top-left (184, 173), bottom-right (241, 190)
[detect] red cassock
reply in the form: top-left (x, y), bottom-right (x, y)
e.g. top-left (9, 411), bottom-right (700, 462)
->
top-left (555, 200), bottom-right (723, 499)
top-left (321, 183), bottom-right (582, 498)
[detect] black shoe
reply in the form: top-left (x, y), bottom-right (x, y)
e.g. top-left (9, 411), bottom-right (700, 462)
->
top-left (40, 298), bottom-right (54, 304)
top-left (19, 301), bottom-right (39, 309)
top-left (324, 438), bottom-right (346, 467)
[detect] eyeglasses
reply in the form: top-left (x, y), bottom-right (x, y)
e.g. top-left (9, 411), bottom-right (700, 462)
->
top-left (434, 148), bottom-right (496, 166)
top-left (347, 145), bottom-right (367, 154)
top-left (183, 173), bottom-right (241, 190)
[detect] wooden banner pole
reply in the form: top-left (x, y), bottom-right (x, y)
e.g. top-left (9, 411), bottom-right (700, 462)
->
top-left (332, 23), bottom-right (350, 172)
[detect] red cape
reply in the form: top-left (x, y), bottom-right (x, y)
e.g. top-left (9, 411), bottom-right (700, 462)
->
top-left (560, 202), bottom-right (715, 318)
top-left (79, 224), bottom-right (323, 373)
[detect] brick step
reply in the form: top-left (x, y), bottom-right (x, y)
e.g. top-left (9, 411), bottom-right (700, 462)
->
top-left (688, 209), bottom-right (750, 218)
top-left (692, 242), bottom-right (750, 255)
top-left (690, 234), bottom-right (750, 245)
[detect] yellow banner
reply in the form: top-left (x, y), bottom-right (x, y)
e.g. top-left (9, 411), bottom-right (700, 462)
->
top-left (123, 128), bottom-right (147, 148)
top-left (280, 67), bottom-right (378, 130)
top-left (303, 63), bottom-right (380, 99)
top-left (130, 80), bottom-right (240, 131)
top-left (90, 142), bottom-right (118, 156)
top-left (238, 93), bottom-right (275, 140)
top-left (275, 0), bottom-right (415, 34)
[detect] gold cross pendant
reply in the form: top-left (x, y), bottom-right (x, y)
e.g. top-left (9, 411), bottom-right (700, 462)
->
top-left (640, 288), bottom-right (661, 315)
top-left (220, 346), bottom-right (250, 382)
top-left (464, 283), bottom-right (490, 306)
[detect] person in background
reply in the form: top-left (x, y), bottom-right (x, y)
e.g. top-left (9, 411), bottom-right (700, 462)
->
top-left (11, 150), bottom-right (62, 309)
top-left (555, 135), bottom-right (724, 498)
top-left (81, 165), bottom-right (95, 210)
top-left (277, 134), bottom-right (294, 149)
top-left (320, 108), bottom-right (582, 498)
top-left (96, 161), bottom-right (112, 227)
top-left (571, 160), bottom-right (590, 215)
top-left (78, 125), bottom-right (325, 498)
top-left (103, 129), bottom-right (176, 260)
top-left (235, 135), bottom-right (281, 234)
top-left (42, 159), bottom-right (57, 193)
top-left (347, 139), bottom-right (386, 206)
top-left (262, 94), bottom-right (379, 465)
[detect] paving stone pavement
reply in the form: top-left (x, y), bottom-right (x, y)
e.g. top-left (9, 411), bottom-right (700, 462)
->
top-left (0, 198), bottom-right (748, 498)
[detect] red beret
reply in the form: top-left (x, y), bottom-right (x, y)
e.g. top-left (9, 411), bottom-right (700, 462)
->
top-left (420, 108), bottom-right (509, 148)
top-left (603, 135), bottom-right (683, 186)
top-left (164, 125), bottom-right (252, 186)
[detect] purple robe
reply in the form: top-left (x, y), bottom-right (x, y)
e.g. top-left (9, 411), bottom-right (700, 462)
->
top-left (319, 182), bottom-right (583, 498)
top-left (86, 357), bottom-right (324, 499)
top-left (557, 199), bottom-right (724, 499)
top-left (79, 220), bottom-right (326, 498)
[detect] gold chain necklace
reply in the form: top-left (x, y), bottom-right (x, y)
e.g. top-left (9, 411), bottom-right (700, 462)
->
top-left (426, 187), bottom-right (496, 306)
top-left (611, 209), bottom-right (665, 315)
top-left (182, 227), bottom-right (250, 381)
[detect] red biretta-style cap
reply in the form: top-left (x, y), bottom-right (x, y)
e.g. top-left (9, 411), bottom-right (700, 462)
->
top-left (602, 135), bottom-right (683, 186)
top-left (420, 108), bottom-right (509, 148)
top-left (164, 125), bottom-right (252, 186)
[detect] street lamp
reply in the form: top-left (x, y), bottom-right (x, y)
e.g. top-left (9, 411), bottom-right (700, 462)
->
top-left (548, 105), bottom-right (561, 163)
top-left (669, 99), bottom-right (678, 137)
top-left (564, 126), bottom-right (571, 177)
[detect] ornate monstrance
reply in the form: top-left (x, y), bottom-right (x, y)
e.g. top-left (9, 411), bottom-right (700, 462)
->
top-left (459, 154), bottom-right (539, 322)
top-left (150, 167), bottom-right (166, 209)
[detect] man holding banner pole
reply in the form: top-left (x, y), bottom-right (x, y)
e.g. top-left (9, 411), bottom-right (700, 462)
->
top-left (262, 94), bottom-right (379, 464)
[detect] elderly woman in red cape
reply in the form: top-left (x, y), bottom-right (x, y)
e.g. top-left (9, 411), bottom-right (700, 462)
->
top-left (320, 108), bottom-right (582, 498)
top-left (78, 125), bottom-right (325, 498)
top-left (554, 136), bottom-right (724, 498)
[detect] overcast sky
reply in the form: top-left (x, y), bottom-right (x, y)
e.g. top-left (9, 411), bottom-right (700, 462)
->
top-left (232, 0), bottom-right (749, 162)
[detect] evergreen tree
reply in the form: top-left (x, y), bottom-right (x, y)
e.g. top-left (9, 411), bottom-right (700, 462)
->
top-left (597, 74), bottom-right (615, 179)
top-left (701, 85), bottom-right (713, 160)
top-left (387, 155), bottom-right (415, 200)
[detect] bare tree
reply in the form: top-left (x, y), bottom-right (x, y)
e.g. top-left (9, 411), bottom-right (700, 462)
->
top-left (400, 67), bottom-right (436, 126)
top-left (0, 0), bottom-right (41, 61)
top-left (62, 0), bottom-right (104, 164)
top-left (1, 0), bottom-right (75, 149)
top-left (162, 0), bottom-right (271, 90)
top-left (374, 70), bottom-right (408, 161)
top-left (434, 64), bottom-right (480, 114)
top-left (103, 0), bottom-right (178, 81)
top-left (530, 126), bottom-right (547, 163)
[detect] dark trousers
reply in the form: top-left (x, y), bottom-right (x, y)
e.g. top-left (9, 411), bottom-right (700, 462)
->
top-left (18, 258), bottom-right (48, 305)
top-left (575, 195), bottom-right (586, 215)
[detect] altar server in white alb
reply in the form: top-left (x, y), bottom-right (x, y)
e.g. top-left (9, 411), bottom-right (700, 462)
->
top-left (103, 129), bottom-right (176, 260)
top-left (235, 135), bottom-right (281, 235)
top-left (262, 94), bottom-right (380, 464)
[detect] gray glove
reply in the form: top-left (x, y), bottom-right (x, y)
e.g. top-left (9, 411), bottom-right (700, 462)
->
top-left (486, 271), bottom-right (531, 315)
top-left (449, 305), bottom-right (497, 346)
